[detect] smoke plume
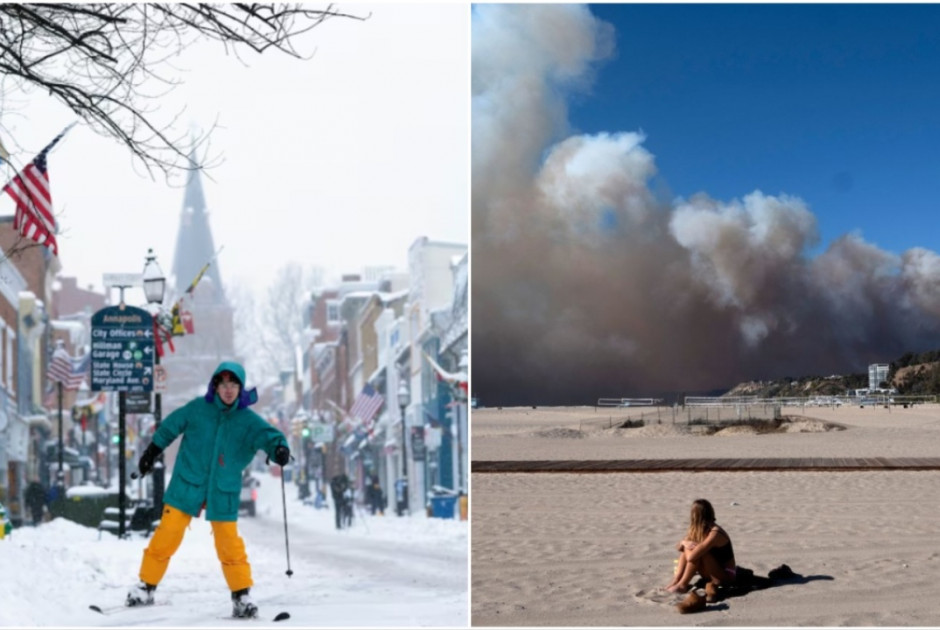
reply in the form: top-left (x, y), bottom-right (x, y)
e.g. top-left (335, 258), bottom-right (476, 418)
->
top-left (472, 5), bottom-right (940, 406)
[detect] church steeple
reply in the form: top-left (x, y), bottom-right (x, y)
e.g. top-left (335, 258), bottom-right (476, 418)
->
top-left (171, 147), bottom-right (226, 305)
top-left (163, 143), bottom-right (237, 409)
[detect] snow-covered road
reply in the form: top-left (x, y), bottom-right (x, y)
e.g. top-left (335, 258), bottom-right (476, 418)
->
top-left (0, 471), bottom-right (468, 628)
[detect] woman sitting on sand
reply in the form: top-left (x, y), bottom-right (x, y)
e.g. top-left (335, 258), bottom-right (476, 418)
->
top-left (665, 498), bottom-right (736, 595)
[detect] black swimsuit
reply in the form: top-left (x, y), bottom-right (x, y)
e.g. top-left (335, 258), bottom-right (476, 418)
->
top-left (709, 526), bottom-right (735, 566)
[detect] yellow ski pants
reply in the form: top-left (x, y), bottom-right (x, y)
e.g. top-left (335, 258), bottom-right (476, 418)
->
top-left (139, 504), bottom-right (253, 592)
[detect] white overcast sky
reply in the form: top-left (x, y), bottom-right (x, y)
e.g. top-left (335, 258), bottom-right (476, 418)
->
top-left (0, 3), bottom-right (469, 300)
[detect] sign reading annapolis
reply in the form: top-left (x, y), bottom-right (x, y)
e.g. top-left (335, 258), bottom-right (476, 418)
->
top-left (90, 305), bottom-right (154, 393)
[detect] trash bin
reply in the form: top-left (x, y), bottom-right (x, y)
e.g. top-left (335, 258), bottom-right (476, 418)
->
top-left (429, 496), bottom-right (457, 519)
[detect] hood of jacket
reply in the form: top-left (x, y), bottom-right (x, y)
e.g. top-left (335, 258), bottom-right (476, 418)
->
top-left (204, 360), bottom-right (258, 409)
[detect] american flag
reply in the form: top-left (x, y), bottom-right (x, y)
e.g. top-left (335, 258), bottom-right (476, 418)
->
top-left (48, 347), bottom-right (90, 391)
top-left (349, 383), bottom-right (384, 425)
top-left (1, 124), bottom-right (74, 257)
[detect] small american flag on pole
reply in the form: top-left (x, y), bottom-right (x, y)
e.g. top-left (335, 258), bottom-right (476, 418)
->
top-left (48, 346), bottom-right (90, 391)
top-left (349, 383), bottom-right (384, 424)
top-left (1, 123), bottom-right (75, 257)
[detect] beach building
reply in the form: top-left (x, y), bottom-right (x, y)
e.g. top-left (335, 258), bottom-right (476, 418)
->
top-left (869, 363), bottom-right (889, 391)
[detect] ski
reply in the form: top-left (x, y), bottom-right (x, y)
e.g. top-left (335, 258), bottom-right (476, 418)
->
top-left (89, 602), bottom-right (169, 615)
top-left (92, 604), bottom-right (286, 621)
top-left (217, 612), bottom-right (290, 622)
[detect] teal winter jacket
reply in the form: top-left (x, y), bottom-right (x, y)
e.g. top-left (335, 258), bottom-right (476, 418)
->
top-left (153, 361), bottom-right (287, 521)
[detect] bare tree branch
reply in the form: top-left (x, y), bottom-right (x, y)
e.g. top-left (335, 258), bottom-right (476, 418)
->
top-left (246, 262), bottom-right (325, 381)
top-left (0, 3), bottom-right (368, 179)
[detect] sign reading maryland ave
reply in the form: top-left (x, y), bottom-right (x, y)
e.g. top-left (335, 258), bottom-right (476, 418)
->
top-left (90, 305), bottom-right (155, 393)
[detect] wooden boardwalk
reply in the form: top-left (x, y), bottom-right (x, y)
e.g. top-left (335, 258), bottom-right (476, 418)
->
top-left (471, 457), bottom-right (940, 473)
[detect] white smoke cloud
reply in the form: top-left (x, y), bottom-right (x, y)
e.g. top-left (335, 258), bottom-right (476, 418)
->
top-left (537, 132), bottom-right (657, 229)
top-left (472, 4), bottom-right (940, 405)
top-left (472, 5), bottom-right (615, 210)
top-left (670, 191), bottom-right (818, 310)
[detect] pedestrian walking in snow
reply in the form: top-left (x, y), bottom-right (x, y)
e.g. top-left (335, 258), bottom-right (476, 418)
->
top-left (366, 474), bottom-right (384, 515)
top-left (24, 480), bottom-right (46, 525)
top-left (330, 474), bottom-right (349, 530)
top-left (342, 486), bottom-right (354, 527)
top-left (395, 478), bottom-right (408, 516)
top-left (126, 362), bottom-right (290, 619)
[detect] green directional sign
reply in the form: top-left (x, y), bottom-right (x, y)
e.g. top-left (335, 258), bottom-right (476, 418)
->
top-left (309, 423), bottom-right (334, 443)
top-left (90, 305), bottom-right (155, 393)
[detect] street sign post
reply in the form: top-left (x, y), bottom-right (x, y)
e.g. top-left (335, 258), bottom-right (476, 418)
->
top-left (126, 392), bottom-right (152, 414)
top-left (102, 273), bottom-right (143, 287)
top-left (411, 426), bottom-right (426, 461)
top-left (90, 304), bottom-right (154, 538)
top-left (91, 305), bottom-right (155, 393)
top-left (310, 423), bottom-right (335, 443)
top-left (153, 365), bottom-right (168, 393)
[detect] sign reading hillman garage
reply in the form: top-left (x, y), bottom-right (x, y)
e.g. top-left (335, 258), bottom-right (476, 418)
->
top-left (90, 305), bottom-right (154, 393)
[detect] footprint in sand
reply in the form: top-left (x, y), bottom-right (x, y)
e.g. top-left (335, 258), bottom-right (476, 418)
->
top-left (633, 588), bottom-right (681, 606)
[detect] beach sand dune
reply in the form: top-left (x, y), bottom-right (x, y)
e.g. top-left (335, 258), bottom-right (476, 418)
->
top-left (472, 404), bottom-right (940, 460)
top-left (471, 404), bottom-right (940, 626)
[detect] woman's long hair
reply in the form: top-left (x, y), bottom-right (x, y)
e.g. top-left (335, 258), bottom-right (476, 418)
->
top-left (685, 499), bottom-right (716, 542)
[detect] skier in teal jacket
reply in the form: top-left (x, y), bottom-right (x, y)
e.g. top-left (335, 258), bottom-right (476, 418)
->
top-left (126, 361), bottom-right (290, 618)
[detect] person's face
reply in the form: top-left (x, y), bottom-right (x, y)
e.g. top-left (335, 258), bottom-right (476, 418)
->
top-left (216, 372), bottom-right (240, 406)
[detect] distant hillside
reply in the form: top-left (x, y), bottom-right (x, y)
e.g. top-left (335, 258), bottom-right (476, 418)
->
top-left (725, 348), bottom-right (940, 398)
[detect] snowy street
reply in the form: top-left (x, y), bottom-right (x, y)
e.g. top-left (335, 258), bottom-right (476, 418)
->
top-left (0, 471), bottom-right (468, 627)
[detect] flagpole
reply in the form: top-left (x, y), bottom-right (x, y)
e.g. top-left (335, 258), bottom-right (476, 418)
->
top-left (0, 121), bottom-right (78, 187)
top-left (57, 380), bottom-right (64, 489)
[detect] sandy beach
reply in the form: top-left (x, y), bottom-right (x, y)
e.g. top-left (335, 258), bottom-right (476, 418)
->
top-left (470, 403), bottom-right (940, 626)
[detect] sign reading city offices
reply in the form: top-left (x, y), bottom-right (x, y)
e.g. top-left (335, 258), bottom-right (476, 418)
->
top-left (91, 305), bottom-right (154, 393)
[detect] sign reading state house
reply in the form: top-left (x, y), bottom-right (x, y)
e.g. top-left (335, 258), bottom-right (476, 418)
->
top-left (90, 305), bottom-right (155, 393)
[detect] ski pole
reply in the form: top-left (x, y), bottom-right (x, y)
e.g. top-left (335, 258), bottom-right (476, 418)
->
top-left (354, 501), bottom-right (370, 533)
top-left (280, 466), bottom-right (293, 577)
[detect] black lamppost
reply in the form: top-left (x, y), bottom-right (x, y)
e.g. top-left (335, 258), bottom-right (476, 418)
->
top-left (77, 381), bottom-right (102, 485)
top-left (93, 401), bottom-right (102, 485)
top-left (397, 379), bottom-right (410, 516)
top-left (142, 249), bottom-right (166, 514)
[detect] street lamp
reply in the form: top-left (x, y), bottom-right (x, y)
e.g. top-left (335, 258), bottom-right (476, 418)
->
top-left (142, 249), bottom-right (166, 305)
top-left (397, 379), bottom-right (410, 516)
top-left (142, 249), bottom-right (166, 515)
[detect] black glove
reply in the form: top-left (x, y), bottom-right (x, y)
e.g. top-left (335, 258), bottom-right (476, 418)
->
top-left (273, 445), bottom-right (290, 466)
top-left (138, 443), bottom-right (163, 476)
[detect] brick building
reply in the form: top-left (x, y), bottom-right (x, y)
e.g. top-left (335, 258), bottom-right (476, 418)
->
top-left (0, 220), bottom-right (59, 524)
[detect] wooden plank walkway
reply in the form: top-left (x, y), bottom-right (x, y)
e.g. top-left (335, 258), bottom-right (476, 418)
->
top-left (471, 457), bottom-right (940, 473)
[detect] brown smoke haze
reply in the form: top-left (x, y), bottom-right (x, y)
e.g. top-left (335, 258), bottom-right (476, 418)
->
top-left (472, 5), bottom-right (940, 406)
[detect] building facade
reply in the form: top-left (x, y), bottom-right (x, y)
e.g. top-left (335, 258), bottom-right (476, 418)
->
top-left (0, 220), bottom-right (61, 524)
top-left (869, 363), bottom-right (890, 391)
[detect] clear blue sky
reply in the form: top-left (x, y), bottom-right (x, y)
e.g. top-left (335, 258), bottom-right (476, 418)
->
top-left (573, 3), bottom-right (940, 257)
